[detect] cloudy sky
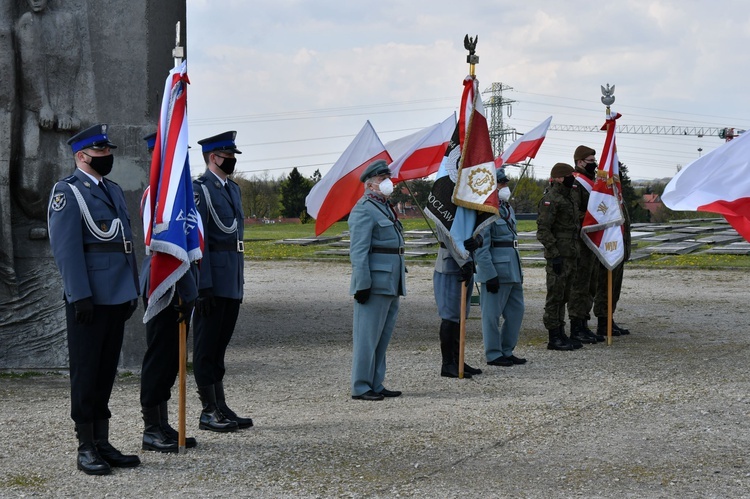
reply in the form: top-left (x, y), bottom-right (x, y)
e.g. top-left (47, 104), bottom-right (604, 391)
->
top-left (185, 0), bottom-right (749, 182)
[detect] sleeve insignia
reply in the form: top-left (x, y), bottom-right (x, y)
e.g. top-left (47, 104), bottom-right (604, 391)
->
top-left (51, 192), bottom-right (66, 211)
top-left (194, 191), bottom-right (201, 207)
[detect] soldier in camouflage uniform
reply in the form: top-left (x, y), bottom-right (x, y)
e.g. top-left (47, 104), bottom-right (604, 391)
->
top-left (536, 163), bottom-right (581, 351)
top-left (567, 145), bottom-right (604, 344)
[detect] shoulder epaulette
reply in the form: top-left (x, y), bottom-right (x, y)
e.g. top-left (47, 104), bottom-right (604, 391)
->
top-left (62, 175), bottom-right (78, 184)
top-left (194, 176), bottom-right (207, 184)
top-left (226, 178), bottom-right (238, 187)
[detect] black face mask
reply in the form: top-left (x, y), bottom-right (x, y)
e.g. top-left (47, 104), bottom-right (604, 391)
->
top-left (562, 175), bottom-right (575, 188)
top-left (216, 156), bottom-right (237, 175)
top-left (584, 162), bottom-right (597, 176)
top-left (84, 153), bottom-right (114, 177)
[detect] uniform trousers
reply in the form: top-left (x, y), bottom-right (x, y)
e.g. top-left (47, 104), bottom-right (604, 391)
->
top-left (567, 243), bottom-right (599, 320)
top-left (480, 281), bottom-right (524, 361)
top-left (351, 293), bottom-right (399, 396)
top-left (594, 260), bottom-right (624, 318)
top-left (433, 271), bottom-right (473, 322)
top-left (141, 298), bottom-right (186, 407)
top-left (192, 297), bottom-right (240, 387)
top-left (65, 301), bottom-right (129, 424)
top-left (542, 257), bottom-right (577, 330)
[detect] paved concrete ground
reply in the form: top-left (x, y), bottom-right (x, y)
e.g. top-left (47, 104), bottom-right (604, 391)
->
top-left (1, 261), bottom-right (749, 498)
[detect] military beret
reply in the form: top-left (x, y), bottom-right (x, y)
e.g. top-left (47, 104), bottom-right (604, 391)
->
top-left (67, 123), bottom-right (118, 153)
top-left (574, 145), bottom-right (596, 162)
top-left (550, 162), bottom-right (574, 178)
top-left (496, 168), bottom-right (509, 183)
top-left (360, 159), bottom-right (391, 182)
top-left (198, 130), bottom-right (242, 154)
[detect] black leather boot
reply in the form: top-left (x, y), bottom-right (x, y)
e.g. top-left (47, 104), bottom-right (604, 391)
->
top-left (93, 419), bottom-right (140, 468)
top-left (561, 324), bottom-right (583, 349)
top-left (142, 405), bottom-right (178, 453)
top-left (439, 320), bottom-right (471, 378)
top-left (612, 320), bottom-right (630, 335)
top-left (215, 381), bottom-right (253, 429)
top-left (586, 320), bottom-right (605, 342)
top-left (547, 326), bottom-right (574, 351)
top-left (159, 401), bottom-right (197, 448)
top-left (451, 321), bottom-right (482, 375)
top-left (75, 423), bottom-right (110, 475)
top-left (570, 318), bottom-right (597, 344)
top-left (197, 385), bottom-right (238, 432)
top-left (598, 316), bottom-right (621, 337)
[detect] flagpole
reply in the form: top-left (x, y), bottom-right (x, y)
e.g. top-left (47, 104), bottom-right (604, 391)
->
top-left (456, 35), bottom-right (480, 379)
top-left (403, 181), bottom-right (438, 241)
top-left (171, 21), bottom-right (188, 453)
top-left (601, 84), bottom-right (615, 346)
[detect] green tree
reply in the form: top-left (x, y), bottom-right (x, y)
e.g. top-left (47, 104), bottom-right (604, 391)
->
top-left (280, 167), bottom-right (313, 218)
top-left (509, 167), bottom-right (546, 213)
top-left (619, 162), bottom-right (650, 223)
top-left (234, 172), bottom-right (281, 219)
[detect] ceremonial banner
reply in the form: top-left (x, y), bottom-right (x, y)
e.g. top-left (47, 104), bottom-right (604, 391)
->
top-left (305, 121), bottom-right (391, 236)
top-left (580, 112), bottom-right (625, 270)
top-left (495, 116), bottom-right (552, 167)
top-left (142, 61), bottom-right (203, 322)
top-left (388, 114), bottom-right (455, 183)
top-left (662, 129), bottom-right (750, 241)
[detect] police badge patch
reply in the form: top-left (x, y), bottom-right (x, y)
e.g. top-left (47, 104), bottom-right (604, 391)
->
top-left (51, 192), bottom-right (66, 211)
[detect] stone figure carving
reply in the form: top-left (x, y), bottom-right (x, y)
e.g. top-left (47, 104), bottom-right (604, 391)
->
top-left (13, 0), bottom-right (95, 221)
top-left (0, 0), bottom-right (15, 296)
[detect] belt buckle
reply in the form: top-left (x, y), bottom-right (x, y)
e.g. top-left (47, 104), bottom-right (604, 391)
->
top-left (513, 240), bottom-right (518, 249)
top-left (237, 240), bottom-right (245, 252)
top-left (399, 247), bottom-right (405, 255)
top-left (124, 241), bottom-right (133, 254)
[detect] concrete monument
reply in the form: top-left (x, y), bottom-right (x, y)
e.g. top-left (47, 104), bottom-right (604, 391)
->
top-left (0, 0), bottom-right (187, 369)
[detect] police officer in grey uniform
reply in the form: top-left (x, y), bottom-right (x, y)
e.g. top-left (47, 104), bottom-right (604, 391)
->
top-left (474, 168), bottom-right (526, 366)
top-left (48, 123), bottom-right (140, 475)
top-left (348, 160), bottom-right (406, 401)
top-left (139, 132), bottom-right (198, 452)
top-left (536, 162), bottom-right (581, 351)
top-left (434, 228), bottom-right (484, 378)
top-left (192, 131), bottom-right (250, 432)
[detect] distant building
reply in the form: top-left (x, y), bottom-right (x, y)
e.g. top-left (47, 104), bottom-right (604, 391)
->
top-left (643, 193), bottom-right (662, 216)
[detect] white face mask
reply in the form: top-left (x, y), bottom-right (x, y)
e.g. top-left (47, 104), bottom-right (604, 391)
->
top-left (378, 178), bottom-right (394, 196)
top-left (498, 186), bottom-right (511, 202)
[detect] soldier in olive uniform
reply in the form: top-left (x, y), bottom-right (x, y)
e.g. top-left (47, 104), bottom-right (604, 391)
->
top-left (474, 168), bottom-right (526, 366)
top-left (348, 160), bottom-right (406, 401)
top-left (48, 124), bottom-right (140, 475)
top-left (567, 145), bottom-right (604, 344)
top-left (536, 162), bottom-right (582, 351)
top-left (593, 170), bottom-right (632, 336)
top-left (192, 131), bottom-right (251, 432)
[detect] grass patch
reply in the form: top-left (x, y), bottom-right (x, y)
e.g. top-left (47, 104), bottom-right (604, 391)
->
top-left (1, 474), bottom-right (47, 488)
top-left (0, 371), bottom-right (60, 379)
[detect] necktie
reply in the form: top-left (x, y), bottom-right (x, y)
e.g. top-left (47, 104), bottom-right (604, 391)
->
top-left (99, 181), bottom-right (114, 206)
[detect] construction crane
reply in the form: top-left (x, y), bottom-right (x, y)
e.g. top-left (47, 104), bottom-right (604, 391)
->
top-left (549, 124), bottom-right (745, 142)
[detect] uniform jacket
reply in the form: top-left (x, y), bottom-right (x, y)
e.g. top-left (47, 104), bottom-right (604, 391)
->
top-left (348, 194), bottom-right (406, 297)
top-left (475, 201), bottom-right (522, 284)
top-left (48, 168), bottom-right (139, 305)
top-left (536, 181), bottom-right (580, 260)
top-left (434, 231), bottom-right (472, 275)
top-left (193, 171), bottom-right (244, 300)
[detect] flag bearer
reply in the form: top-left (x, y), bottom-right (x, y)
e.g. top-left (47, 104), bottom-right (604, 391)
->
top-left (192, 131), bottom-right (251, 431)
top-left (48, 124), bottom-right (140, 475)
top-left (139, 132), bottom-right (198, 452)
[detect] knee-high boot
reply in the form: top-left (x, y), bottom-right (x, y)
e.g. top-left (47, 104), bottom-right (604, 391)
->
top-left (440, 320), bottom-right (471, 378)
top-left (450, 321), bottom-right (482, 375)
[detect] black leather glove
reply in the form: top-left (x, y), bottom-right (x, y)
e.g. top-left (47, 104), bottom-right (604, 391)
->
top-left (74, 297), bottom-right (94, 325)
top-left (354, 288), bottom-right (371, 304)
top-left (123, 299), bottom-right (138, 321)
top-left (486, 276), bottom-right (500, 294)
top-left (551, 256), bottom-right (563, 275)
top-left (463, 234), bottom-right (483, 252)
top-left (458, 262), bottom-right (474, 282)
top-left (195, 289), bottom-right (215, 317)
top-left (174, 299), bottom-right (195, 323)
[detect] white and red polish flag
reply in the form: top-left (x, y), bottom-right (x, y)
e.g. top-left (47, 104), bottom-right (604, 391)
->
top-left (662, 128), bottom-right (750, 241)
top-left (142, 61), bottom-right (204, 323)
top-left (495, 116), bottom-right (552, 167)
top-left (388, 114), bottom-right (456, 183)
top-left (453, 75), bottom-right (499, 216)
top-left (581, 112), bottom-right (625, 270)
top-left (305, 120), bottom-right (392, 236)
